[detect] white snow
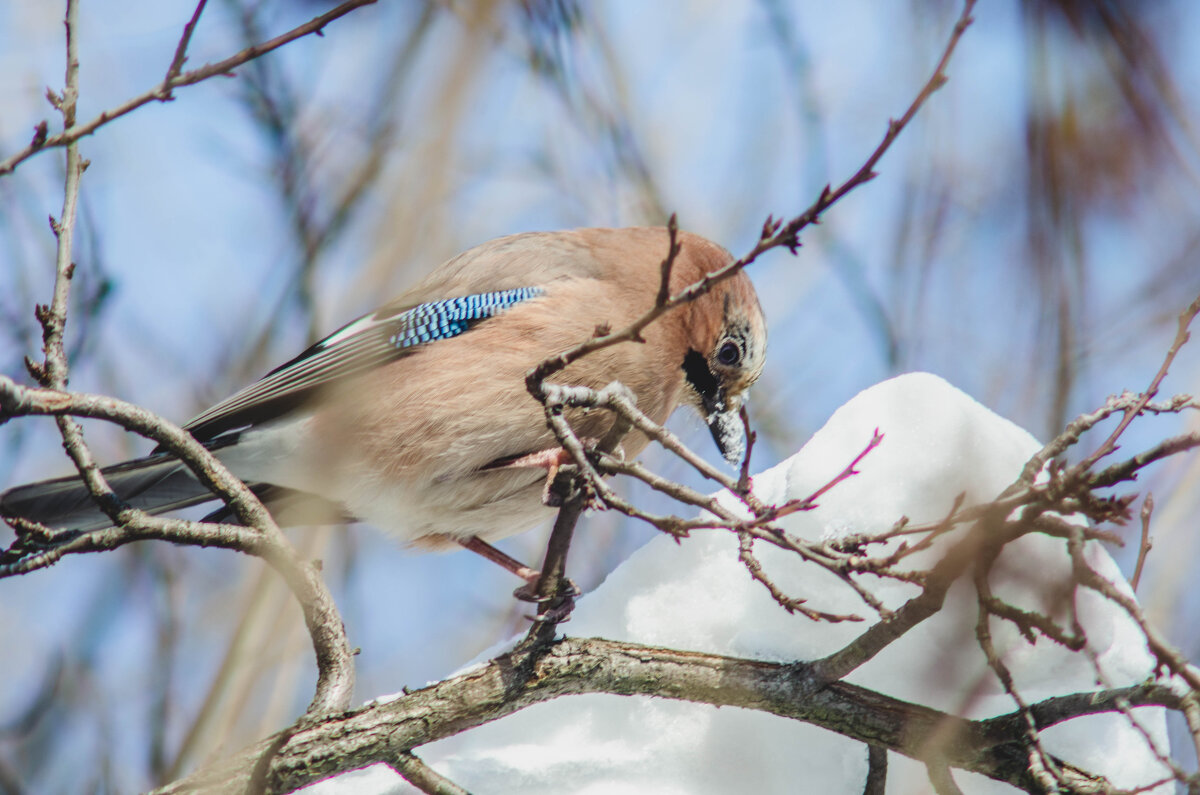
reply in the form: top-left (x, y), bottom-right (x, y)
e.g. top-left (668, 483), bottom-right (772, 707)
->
top-left (300, 373), bottom-right (1170, 794)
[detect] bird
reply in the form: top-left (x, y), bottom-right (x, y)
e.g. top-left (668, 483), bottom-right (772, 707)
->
top-left (1, 227), bottom-right (766, 577)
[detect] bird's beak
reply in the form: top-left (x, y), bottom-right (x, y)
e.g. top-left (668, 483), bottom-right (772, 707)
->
top-left (701, 389), bottom-right (745, 466)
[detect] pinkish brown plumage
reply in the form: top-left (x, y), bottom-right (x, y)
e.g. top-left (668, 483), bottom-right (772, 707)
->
top-left (1, 228), bottom-right (767, 551)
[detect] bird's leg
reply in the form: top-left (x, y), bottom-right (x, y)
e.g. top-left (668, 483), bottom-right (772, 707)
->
top-left (459, 535), bottom-right (540, 585)
top-left (457, 535), bottom-right (582, 606)
top-left (473, 443), bottom-right (600, 619)
top-left (485, 440), bottom-right (603, 507)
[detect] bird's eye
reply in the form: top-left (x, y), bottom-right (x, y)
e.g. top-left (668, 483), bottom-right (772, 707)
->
top-left (717, 340), bottom-right (741, 366)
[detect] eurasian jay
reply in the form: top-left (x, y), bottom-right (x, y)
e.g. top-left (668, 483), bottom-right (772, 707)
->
top-left (1, 227), bottom-right (766, 567)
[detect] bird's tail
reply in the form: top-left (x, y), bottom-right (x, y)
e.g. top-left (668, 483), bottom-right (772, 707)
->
top-left (0, 454), bottom-right (215, 532)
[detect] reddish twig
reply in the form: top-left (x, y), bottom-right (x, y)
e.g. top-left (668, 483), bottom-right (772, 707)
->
top-left (1131, 493), bottom-right (1154, 592)
top-left (526, 0), bottom-right (977, 402)
top-left (163, 0), bottom-right (209, 86)
top-left (763, 430), bottom-right (883, 521)
top-left (735, 403), bottom-right (757, 494)
top-left (1078, 295), bottom-right (1200, 471)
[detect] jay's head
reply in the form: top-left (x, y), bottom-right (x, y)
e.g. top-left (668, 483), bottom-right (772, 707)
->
top-left (673, 240), bottom-right (767, 467)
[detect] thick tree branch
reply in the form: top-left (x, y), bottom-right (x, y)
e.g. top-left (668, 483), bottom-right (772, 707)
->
top-left (153, 636), bottom-right (1161, 795)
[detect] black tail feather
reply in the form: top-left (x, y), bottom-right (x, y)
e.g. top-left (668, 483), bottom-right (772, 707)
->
top-left (2, 458), bottom-right (351, 533)
top-left (0, 455), bottom-right (213, 532)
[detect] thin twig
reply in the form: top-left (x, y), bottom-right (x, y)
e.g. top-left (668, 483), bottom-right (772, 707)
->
top-left (1180, 692), bottom-right (1200, 771)
top-left (0, 0), bottom-right (377, 176)
top-left (1078, 294), bottom-right (1200, 471)
top-left (1131, 492), bottom-right (1154, 592)
top-left (522, 481), bottom-right (587, 640)
top-left (1013, 294), bottom-right (1200, 489)
top-left (392, 751), bottom-right (471, 795)
top-left (925, 763), bottom-right (964, 795)
top-left (735, 403), bottom-right (757, 494)
top-left (654, 214), bottom-right (681, 309)
top-left (863, 744), bottom-right (887, 795)
top-left (736, 532), bottom-right (864, 622)
top-left (164, 0), bottom-right (210, 85)
top-left (1063, 518), bottom-right (1200, 694)
top-left (1087, 430), bottom-right (1200, 489)
top-left (40, 0), bottom-right (84, 390)
top-left (762, 430), bottom-right (883, 520)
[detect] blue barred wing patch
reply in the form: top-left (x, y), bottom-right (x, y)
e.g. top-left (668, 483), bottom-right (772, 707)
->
top-left (388, 287), bottom-right (544, 349)
top-left (184, 286), bottom-right (544, 441)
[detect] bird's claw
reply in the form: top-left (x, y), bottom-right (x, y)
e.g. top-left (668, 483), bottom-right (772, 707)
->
top-left (513, 576), bottom-right (580, 603)
top-left (531, 596), bottom-right (576, 625)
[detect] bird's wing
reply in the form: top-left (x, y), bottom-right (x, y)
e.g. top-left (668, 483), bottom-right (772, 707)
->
top-left (184, 287), bottom-right (544, 442)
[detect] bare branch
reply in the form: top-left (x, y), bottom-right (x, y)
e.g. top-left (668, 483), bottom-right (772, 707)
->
top-left (164, 0), bottom-right (209, 85)
top-left (526, 1), bottom-right (977, 404)
top-left (737, 531), bottom-right (864, 622)
top-left (0, 0), bottom-right (377, 176)
top-left (1078, 293), bottom-right (1200, 471)
top-left (761, 430), bottom-right (883, 521)
top-left (153, 636), bottom-right (1164, 795)
top-left (925, 764), bottom-right (964, 795)
top-left (0, 377), bottom-right (355, 714)
top-left (863, 745), bottom-right (887, 795)
top-left (1131, 493), bottom-right (1154, 592)
top-left (1013, 294), bottom-right (1200, 489)
top-left (41, 0), bottom-right (84, 390)
top-left (392, 751), bottom-right (471, 795)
